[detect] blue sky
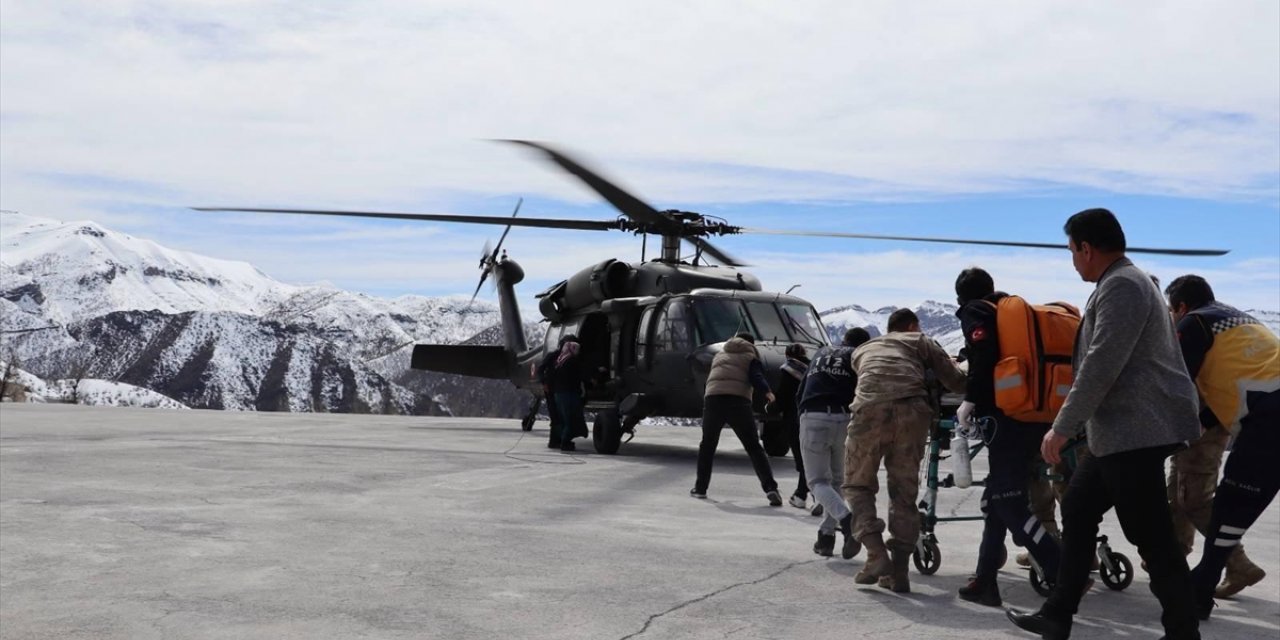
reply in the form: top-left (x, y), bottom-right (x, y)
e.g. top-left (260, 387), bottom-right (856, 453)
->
top-left (2, 1), bottom-right (1277, 315)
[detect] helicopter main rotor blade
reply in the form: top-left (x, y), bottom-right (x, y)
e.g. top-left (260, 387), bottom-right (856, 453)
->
top-left (740, 228), bottom-right (1228, 257)
top-left (685, 237), bottom-right (745, 267)
top-left (193, 207), bottom-right (618, 232)
top-left (499, 140), bottom-right (679, 232)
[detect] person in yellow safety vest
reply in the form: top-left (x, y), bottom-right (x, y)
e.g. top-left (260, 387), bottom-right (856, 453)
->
top-left (1164, 274), bottom-right (1280, 620)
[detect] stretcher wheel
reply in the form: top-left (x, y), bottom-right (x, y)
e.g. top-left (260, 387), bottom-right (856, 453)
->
top-left (1099, 552), bottom-right (1133, 591)
top-left (913, 538), bottom-right (941, 575)
top-left (1029, 566), bottom-right (1053, 596)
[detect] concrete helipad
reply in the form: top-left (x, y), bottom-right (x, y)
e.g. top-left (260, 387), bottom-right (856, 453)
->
top-left (1, 404), bottom-right (1276, 639)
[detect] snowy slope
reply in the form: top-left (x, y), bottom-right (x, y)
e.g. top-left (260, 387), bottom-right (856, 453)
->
top-left (1, 211), bottom-right (289, 323)
top-left (0, 212), bottom-right (522, 415)
top-left (820, 300), bottom-right (965, 354)
top-left (0, 212), bottom-right (504, 351)
top-left (2, 360), bottom-right (186, 408)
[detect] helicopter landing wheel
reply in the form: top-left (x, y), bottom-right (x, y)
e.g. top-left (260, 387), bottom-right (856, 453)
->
top-left (593, 410), bottom-right (623, 455)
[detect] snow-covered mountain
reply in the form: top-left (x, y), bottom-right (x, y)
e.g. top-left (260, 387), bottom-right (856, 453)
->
top-left (820, 300), bottom-right (965, 354)
top-left (2, 359), bottom-right (187, 409)
top-left (0, 211), bottom-right (537, 416)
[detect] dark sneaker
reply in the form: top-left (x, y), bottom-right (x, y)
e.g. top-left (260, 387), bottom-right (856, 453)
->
top-left (813, 532), bottom-right (836, 557)
top-left (689, 488), bottom-right (707, 499)
top-left (766, 490), bottom-right (783, 507)
top-left (959, 579), bottom-right (1002, 607)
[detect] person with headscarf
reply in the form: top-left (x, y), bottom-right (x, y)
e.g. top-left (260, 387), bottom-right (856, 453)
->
top-left (549, 336), bottom-right (589, 452)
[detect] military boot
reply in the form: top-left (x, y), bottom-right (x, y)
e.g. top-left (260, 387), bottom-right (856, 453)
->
top-left (1216, 549), bottom-right (1266, 598)
top-left (877, 546), bottom-right (912, 593)
top-left (854, 533), bottom-right (891, 584)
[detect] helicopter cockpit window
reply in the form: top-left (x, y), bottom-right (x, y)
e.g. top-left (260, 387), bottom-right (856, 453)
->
top-left (654, 298), bottom-right (692, 352)
top-left (778, 303), bottom-right (830, 345)
top-left (744, 301), bottom-right (790, 344)
top-left (692, 298), bottom-right (748, 346)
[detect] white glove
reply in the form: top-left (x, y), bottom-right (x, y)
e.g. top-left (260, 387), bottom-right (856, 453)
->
top-left (956, 401), bottom-right (976, 428)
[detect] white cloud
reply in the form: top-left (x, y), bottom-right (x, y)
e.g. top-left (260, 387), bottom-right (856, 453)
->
top-left (2, 1), bottom-right (1276, 314)
top-left (2, 1), bottom-right (1276, 209)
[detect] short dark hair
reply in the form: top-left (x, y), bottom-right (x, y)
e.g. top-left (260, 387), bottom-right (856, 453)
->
top-left (1165, 274), bottom-right (1215, 311)
top-left (842, 327), bottom-right (872, 348)
top-left (735, 332), bottom-right (756, 344)
top-left (955, 267), bottom-right (995, 305)
top-left (887, 308), bottom-right (919, 332)
top-left (785, 343), bottom-right (807, 358)
top-left (1063, 208), bottom-right (1126, 252)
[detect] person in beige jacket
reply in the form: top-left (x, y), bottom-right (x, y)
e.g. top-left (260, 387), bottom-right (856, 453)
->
top-left (845, 308), bottom-right (967, 593)
top-left (692, 333), bottom-right (781, 505)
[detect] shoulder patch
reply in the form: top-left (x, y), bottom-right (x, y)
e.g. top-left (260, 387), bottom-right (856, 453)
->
top-left (970, 326), bottom-right (988, 342)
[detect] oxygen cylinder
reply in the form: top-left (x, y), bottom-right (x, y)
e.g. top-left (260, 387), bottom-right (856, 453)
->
top-left (951, 431), bottom-right (973, 488)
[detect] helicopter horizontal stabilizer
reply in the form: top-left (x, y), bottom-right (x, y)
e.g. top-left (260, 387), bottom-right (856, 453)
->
top-left (411, 344), bottom-right (513, 379)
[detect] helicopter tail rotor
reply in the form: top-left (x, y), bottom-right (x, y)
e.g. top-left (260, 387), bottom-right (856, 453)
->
top-left (469, 198), bottom-right (523, 306)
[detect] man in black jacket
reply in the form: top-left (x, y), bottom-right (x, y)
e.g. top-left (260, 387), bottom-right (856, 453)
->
top-left (777, 343), bottom-right (812, 511)
top-left (953, 267), bottom-right (1062, 607)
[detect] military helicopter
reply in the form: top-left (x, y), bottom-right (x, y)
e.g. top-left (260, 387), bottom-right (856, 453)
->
top-left (198, 141), bottom-right (1227, 455)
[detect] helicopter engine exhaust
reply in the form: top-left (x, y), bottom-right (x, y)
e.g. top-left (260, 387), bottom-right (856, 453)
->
top-left (539, 259), bottom-right (634, 321)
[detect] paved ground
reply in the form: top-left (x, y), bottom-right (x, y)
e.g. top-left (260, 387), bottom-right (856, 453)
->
top-left (1, 404), bottom-right (1276, 639)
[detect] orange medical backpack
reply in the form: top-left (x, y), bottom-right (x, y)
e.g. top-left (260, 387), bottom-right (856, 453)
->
top-left (980, 296), bottom-right (1081, 423)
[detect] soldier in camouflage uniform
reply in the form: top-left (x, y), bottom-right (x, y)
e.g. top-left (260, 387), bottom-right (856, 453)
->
top-left (845, 308), bottom-right (967, 593)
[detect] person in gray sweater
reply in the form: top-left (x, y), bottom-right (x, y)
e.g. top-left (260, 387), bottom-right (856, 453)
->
top-left (1007, 209), bottom-right (1201, 640)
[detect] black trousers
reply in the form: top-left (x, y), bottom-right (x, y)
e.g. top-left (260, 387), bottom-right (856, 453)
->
top-left (1191, 390), bottom-right (1280, 602)
top-left (784, 413), bottom-right (809, 498)
top-left (544, 387), bottom-right (563, 445)
top-left (1044, 443), bottom-right (1197, 639)
top-left (695, 395), bottom-right (778, 494)
top-left (976, 419), bottom-right (1060, 582)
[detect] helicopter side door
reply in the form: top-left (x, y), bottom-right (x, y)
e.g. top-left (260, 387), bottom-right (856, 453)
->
top-left (644, 297), bottom-right (700, 414)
